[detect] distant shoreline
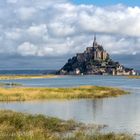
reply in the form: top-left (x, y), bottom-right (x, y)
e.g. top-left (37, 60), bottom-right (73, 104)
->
top-left (0, 74), bottom-right (139, 80)
top-left (127, 76), bottom-right (140, 79)
top-left (0, 74), bottom-right (58, 80)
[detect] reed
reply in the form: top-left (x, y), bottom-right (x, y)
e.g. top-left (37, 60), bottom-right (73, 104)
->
top-left (0, 86), bottom-right (128, 101)
top-left (0, 110), bottom-right (134, 140)
top-left (62, 132), bottom-right (133, 140)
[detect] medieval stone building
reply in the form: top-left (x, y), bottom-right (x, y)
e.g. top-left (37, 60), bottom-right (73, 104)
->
top-left (92, 36), bottom-right (108, 61)
top-left (76, 35), bottom-right (108, 63)
top-left (58, 35), bottom-right (136, 76)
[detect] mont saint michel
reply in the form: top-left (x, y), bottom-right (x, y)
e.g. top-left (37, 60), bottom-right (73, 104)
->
top-left (58, 36), bottom-right (136, 76)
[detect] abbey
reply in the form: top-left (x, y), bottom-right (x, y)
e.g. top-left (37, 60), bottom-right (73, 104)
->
top-left (77, 36), bottom-right (109, 62)
top-left (58, 36), bottom-right (137, 76)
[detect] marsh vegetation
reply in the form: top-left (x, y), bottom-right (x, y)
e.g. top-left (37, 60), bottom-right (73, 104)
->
top-left (0, 110), bottom-right (133, 140)
top-left (0, 86), bottom-right (128, 101)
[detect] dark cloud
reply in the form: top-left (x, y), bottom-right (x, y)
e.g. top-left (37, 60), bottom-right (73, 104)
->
top-left (0, 54), bottom-right (139, 70)
top-left (0, 54), bottom-right (70, 70)
top-left (111, 54), bottom-right (140, 70)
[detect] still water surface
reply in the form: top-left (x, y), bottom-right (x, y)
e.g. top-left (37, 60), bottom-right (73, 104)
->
top-left (0, 76), bottom-right (140, 134)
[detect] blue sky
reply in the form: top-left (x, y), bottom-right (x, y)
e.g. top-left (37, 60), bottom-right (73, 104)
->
top-left (72, 0), bottom-right (140, 6)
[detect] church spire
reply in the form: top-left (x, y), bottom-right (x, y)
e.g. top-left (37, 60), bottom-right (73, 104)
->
top-left (93, 34), bottom-right (97, 47)
top-left (94, 34), bottom-right (96, 43)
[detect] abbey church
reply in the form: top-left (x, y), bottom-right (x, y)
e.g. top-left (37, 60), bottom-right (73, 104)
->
top-left (76, 36), bottom-right (108, 63)
top-left (58, 36), bottom-right (136, 76)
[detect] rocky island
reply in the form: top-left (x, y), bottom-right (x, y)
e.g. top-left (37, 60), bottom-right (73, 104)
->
top-left (58, 36), bottom-right (137, 75)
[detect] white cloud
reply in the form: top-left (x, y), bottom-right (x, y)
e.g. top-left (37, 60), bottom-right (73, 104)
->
top-left (7, 0), bottom-right (18, 3)
top-left (0, 0), bottom-right (140, 57)
top-left (78, 5), bottom-right (140, 37)
top-left (48, 22), bottom-right (75, 37)
top-left (17, 42), bottom-right (38, 56)
top-left (27, 24), bottom-right (48, 37)
top-left (16, 7), bottom-right (37, 20)
top-left (5, 28), bottom-right (21, 40)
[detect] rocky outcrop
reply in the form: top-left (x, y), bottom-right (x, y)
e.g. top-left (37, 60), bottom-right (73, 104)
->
top-left (58, 36), bottom-right (136, 75)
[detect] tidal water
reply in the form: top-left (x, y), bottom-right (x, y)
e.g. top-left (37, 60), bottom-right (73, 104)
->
top-left (0, 75), bottom-right (140, 135)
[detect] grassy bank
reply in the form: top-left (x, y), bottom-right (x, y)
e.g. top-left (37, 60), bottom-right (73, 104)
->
top-left (0, 86), bottom-right (128, 101)
top-left (0, 74), bottom-right (58, 80)
top-left (0, 110), bottom-right (134, 140)
top-left (128, 76), bottom-right (140, 79)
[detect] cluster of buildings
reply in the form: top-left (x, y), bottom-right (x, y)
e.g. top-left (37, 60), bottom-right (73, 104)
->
top-left (58, 36), bottom-right (137, 76)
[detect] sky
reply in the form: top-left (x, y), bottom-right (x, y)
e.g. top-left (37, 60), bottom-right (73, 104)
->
top-left (72, 0), bottom-right (140, 6)
top-left (0, 0), bottom-right (140, 70)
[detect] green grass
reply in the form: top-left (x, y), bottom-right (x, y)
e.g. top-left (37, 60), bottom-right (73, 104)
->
top-left (0, 86), bottom-right (128, 101)
top-left (0, 110), bottom-right (134, 140)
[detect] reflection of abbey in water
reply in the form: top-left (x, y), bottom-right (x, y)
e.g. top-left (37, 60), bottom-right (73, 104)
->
top-left (91, 99), bottom-right (103, 120)
top-left (58, 35), bottom-right (137, 75)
